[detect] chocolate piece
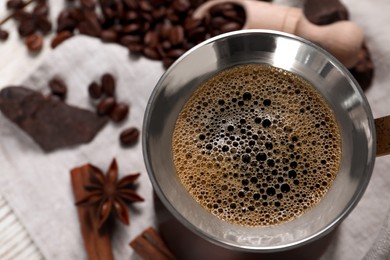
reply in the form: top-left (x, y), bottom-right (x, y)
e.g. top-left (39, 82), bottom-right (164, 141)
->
top-left (130, 227), bottom-right (177, 260)
top-left (349, 44), bottom-right (374, 91)
top-left (303, 0), bottom-right (349, 25)
top-left (303, 0), bottom-right (374, 91)
top-left (0, 86), bottom-right (107, 151)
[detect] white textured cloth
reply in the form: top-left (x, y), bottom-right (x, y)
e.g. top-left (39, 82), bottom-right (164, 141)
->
top-left (0, 0), bottom-right (390, 259)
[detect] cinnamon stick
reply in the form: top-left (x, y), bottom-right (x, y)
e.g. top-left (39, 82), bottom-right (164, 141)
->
top-left (71, 164), bottom-right (114, 260)
top-left (130, 227), bottom-right (177, 260)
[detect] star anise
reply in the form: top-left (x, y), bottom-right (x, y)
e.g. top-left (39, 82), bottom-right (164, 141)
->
top-left (76, 158), bottom-right (144, 229)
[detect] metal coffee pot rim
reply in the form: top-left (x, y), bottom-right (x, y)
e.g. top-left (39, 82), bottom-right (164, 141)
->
top-left (143, 30), bottom-right (377, 252)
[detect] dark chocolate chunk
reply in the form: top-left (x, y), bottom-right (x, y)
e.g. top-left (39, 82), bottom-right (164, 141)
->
top-left (303, 0), bottom-right (349, 25)
top-left (0, 86), bottom-right (108, 152)
top-left (303, 0), bottom-right (374, 91)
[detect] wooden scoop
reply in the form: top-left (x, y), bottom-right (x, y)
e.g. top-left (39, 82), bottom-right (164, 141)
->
top-left (193, 0), bottom-right (364, 68)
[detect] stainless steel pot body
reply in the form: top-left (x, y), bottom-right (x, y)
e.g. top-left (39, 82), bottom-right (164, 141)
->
top-left (143, 30), bottom-right (375, 252)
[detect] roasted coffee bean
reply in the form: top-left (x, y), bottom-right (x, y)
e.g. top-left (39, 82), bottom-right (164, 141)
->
top-left (152, 7), bottom-right (166, 20)
top-left (119, 127), bottom-right (140, 146)
top-left (128, 43), bottom-right (143, 54)
top-left (101, 73), bottom-right (116, 96)
top-left (220, 22), bottom-right (242, 33)
top-left (88, 82), bottom-right (102, 99)
top-left (100, 30), bottom-right (117, 42)
top-left (119, 35), bottom-right (142, 46)
top-left (33, 2), bottom-right (49, 17)
top-left (172, 0), bottom-right (191, 13)
top-left (57, 17), bottom-right (77, 32)
top-left (123, 0), bottom-right (138, 9)
top-left (122, 24), bottom-right (142, 34)
top-left (123, 11), bottom-right (139, 21)
top-left (110, 103), bottom-right (129, 122)
top-left (51, 31), bottom-right (74, 48)
top-left (144, 31), bottom-right (159, 48)
top-left (25, 34), bottom-right (43, 52)
top-left (0, 29), bottom-right (9, 41)
top-left (166, 8), bottom-right (180, 23)
top-left (36, 16), bottom-right (52, 34)
top-left (6, 0), bottom-right (24, 10)
top-left (161, 40), bottom-right (172, 50)
top-left (169, 25), bottom-right (184, 46)
top-left (97, 97), bottom-right (116, 116)
top-left (184, 17), bottom-right (202, 31)
top-left (78, 12), bottom-right (101, 37)
top-left (139, 1), bottom-right (153, 12)
top-left (211, 16), bottom-right (229, 29)
top-left (143, 47), bottom-right (161, 60)
top-left (209, 3), bottom-right (235, 16)
top-left (187, 26), bottom-right (206, 42)
top-left (167, 49), bottom-right (186, 59)
top-left (158, 20), bottom-right (172, 39)
top-left (162, 57), bottom-right (175, 68)
top-left (13, 10), bottom-right (32, 22)
top-left (80, 0), bottom-right (96, 10)
top-left (49, 78), bottom-right (67, 100)
top-left (18, 19), bottom-right (36, 37)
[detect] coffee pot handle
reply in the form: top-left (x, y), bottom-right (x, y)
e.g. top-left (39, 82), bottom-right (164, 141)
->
top-left (193, 0), bottom-right (363, 68)
top-left (375, 116), bottom-right (390, 156)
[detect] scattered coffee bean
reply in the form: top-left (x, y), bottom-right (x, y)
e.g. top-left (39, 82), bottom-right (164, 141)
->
top-left (25, 33), bottom-right (43, 52)
top-left (80, 0), bottom-right (96, 10)
top-left (100, 29), bottom-right (118, 42)
top-left (110, 103), bottom-right (129, 122)
top-left (120, 127), bottom-right (139, 146)
top-left (51, 31), bottom-right (74, 48)
top-left (18, 18), bottom-right (36, 37)
top-left (88, 82), bottom-right (102, 99)
top-left (101, 73), bottom-right (116, 96)
top-left (49, 78), bottom-right (67, 100)
top-left (0, 29), bottom-right (9, 41)
top-left (35, 16), bottom-right (52, 34)
top-left (6, 0), bottom-right (24, 10)
top-left (33, 2), bottom-right (49, 17)
top-left (169, 25), bottom-right (185, 46)
top-left (97, 96), bottom-right (116, 116)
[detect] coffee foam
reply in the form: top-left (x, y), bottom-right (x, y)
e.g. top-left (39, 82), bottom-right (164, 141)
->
top-left (172, 64), bottom-right (341, 226)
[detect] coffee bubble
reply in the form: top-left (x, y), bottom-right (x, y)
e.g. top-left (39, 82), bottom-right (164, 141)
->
top-left (172, 64), bottom-right (341, 226)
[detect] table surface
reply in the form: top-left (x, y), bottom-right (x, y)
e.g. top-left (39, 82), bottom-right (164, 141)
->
top-left (1, 0), bottom-right (390, 260)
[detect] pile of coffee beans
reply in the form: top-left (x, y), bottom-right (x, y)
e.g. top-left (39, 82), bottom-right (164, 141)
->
top-left (54, 0), bottom-right (247, 68)
top-left (4, 0), bottom-right (52, 51)
top-left (1, 0), bottom-right (249, 66)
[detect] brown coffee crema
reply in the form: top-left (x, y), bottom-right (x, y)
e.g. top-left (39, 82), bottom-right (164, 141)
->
top-left (172, 64), bottom-right (341, 226)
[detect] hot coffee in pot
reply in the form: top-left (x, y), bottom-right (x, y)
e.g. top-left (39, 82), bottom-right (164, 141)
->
top-left (172, 64), bottom-right (341, 226)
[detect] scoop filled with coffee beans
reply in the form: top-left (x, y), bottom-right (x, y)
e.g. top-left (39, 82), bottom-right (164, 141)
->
top-left (193, 0), bottom-right (363, 68)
